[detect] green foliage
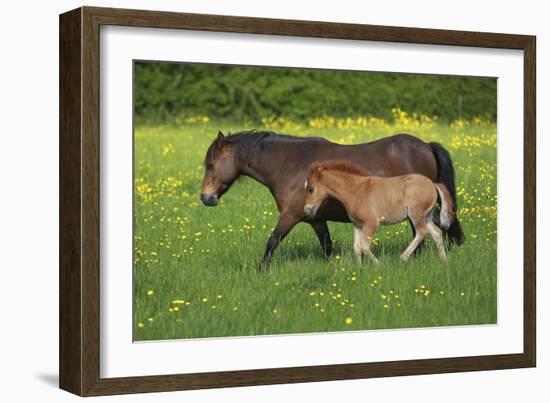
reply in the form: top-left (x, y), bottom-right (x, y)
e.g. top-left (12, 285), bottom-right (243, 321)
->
top-left (134, 62), bottom-right (496, 124)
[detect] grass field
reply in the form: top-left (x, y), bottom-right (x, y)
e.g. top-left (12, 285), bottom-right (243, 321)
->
top-left (133, 110), bottom-right (497, 341)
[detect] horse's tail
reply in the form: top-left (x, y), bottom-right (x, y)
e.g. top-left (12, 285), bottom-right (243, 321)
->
top-left (435, 183), bottom-right (455, 230)
top-left (430, 142), bottom-right (465, 244)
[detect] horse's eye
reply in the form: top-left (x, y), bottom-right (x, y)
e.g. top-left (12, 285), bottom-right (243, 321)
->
top-left (206, 162), bottom-right (214, 170)
top-left (307, 186), bottom-right (314, 194)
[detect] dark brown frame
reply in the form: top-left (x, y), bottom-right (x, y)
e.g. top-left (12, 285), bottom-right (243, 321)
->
top-left (60, 6), bottom-right (536, 396)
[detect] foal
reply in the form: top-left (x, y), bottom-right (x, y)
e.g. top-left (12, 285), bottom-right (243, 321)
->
top-left (303, 160), bottom-right (454, 263)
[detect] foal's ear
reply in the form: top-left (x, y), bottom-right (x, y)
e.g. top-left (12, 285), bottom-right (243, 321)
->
top-left (312, 165), bottom-right (324, 179)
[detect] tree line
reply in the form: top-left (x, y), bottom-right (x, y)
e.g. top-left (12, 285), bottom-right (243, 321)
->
top-left (134, 62), bottom-right (497, 124)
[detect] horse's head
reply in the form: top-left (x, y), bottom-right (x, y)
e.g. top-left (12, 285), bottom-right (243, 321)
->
top-left (303, 162), bottom-right (329, 218)
top-left (200, 131), bottom-right (239, 207)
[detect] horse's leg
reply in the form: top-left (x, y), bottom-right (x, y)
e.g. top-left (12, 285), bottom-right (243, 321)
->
top-left (310, 221), bottom-right (333, 258)
top-left (361, 223), bottom-right (379, 264)
top-left (259, 214), bottom-right (298, 270)
top-left (353, 226), bottom-right (363, 264)
top-left (446, 217), bottom-right (465, 246)
top-left (427, 221), bottom-right (447, 260)
top-left (401, 220), bottom-right (428, 261)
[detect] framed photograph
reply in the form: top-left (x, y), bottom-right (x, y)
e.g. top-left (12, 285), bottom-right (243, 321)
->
top-left (59, 6), bottom-right (536, 396)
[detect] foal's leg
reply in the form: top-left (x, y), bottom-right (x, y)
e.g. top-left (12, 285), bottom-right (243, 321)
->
top-left (259, 213), bottom-right (298, 270)
top-left (353, 226), bottom-right (363, 264)
top-left (310, 221), bottom-right (333, 258)
top-left (361, 223), bottom-right (379, 264)
top-left (427, 221), bottom-right (447, 260)
top-left (408, 217), bottom-right (424, 255)
top-left (401, 220), bottom-right (428, 261)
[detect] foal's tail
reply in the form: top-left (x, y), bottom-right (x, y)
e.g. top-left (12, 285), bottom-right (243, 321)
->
top-left (435, 183), bottom-right (455, 230)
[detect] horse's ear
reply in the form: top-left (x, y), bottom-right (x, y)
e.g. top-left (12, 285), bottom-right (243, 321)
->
top-left (216, 131), bottom-right (225, 149)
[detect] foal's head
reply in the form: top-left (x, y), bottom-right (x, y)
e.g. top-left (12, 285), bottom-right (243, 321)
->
top-left (200, 131), bottom-right (239, 206)
top-left (303, 162), bottom-right (330, 218)
top-left (303, 160), bottom-right (371, 218)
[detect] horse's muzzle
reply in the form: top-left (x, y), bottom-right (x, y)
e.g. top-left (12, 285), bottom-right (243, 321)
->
top-left (304, 204), bottom-right (316, 218)
top-left (200, 192), bottom-right (218, 207)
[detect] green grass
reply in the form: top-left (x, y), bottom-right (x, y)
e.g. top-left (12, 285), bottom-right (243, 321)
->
top-left (133, 114), bottom-right (497, 341)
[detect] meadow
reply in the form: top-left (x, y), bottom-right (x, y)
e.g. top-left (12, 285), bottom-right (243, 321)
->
top-left (133, 109), bottom-right (497, 341)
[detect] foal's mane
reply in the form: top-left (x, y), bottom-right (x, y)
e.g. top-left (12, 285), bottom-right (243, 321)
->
top-left (308, 160), bottom-right (372, 180)
top-left (205, 130), bottom-right (327, 167)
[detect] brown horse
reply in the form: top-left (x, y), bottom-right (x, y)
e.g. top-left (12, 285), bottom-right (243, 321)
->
top-left (200, 130), bottom-right (464, 268)
top-left (304, 160), bottom-right (454, 263)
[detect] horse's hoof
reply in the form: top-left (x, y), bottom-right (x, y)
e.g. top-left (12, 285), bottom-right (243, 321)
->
top-left (258, 262), bottom-right (270, 272)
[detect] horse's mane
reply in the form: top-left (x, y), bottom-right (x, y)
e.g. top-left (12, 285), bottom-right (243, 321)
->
top-left (308, 160), bottom-right (372, 180)
top-left (205, 130), bottom-right (328, 166)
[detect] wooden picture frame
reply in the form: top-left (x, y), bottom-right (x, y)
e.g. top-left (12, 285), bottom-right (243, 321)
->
top-left (59, 6), bottom-right (536, 396)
